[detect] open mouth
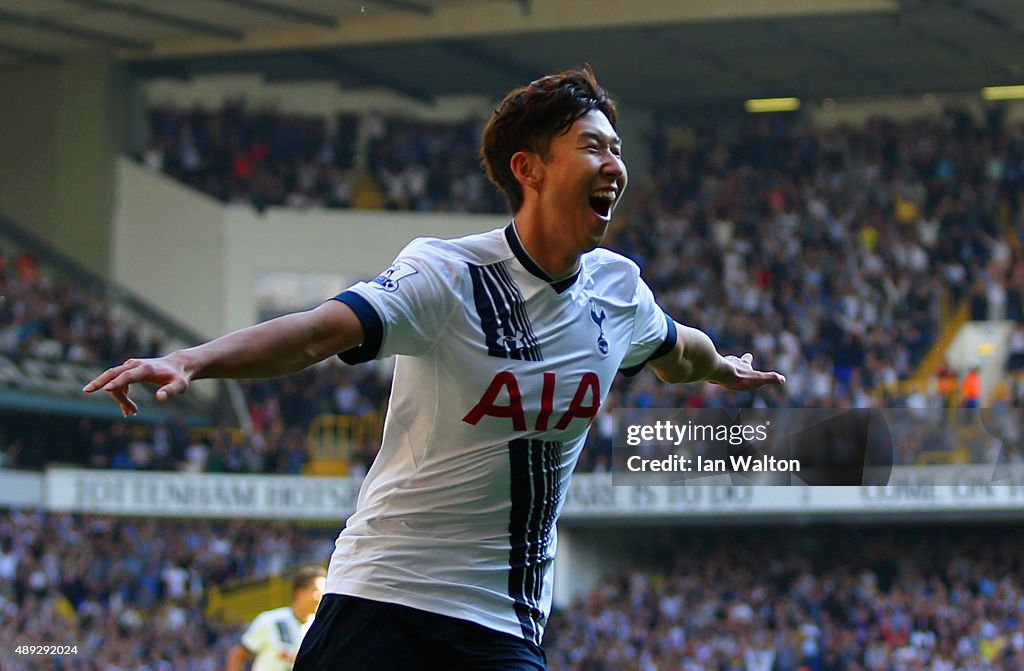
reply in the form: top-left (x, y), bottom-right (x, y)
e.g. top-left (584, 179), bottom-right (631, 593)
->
top-left (589, 190), bottom-right (616, 218)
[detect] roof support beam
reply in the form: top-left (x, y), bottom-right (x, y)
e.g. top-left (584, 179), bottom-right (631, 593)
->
top-left (203, 0), bottom-right (337, 28)
top-left (648, 27), bottom-right (776, 92)
top-left (311, 51), bottom-right (435, 103)
top-left (760, 21), bottom-right (901, 93)
top-left (0, 8), bottom-right (150, 50)
top-left (59, 0), bottom-right (244, 40)
top-left (135, 0), bottom-right (897, 60)
top-left (371, 0), bottom-right (432, 16)
top-left (0, 41), bottom-right (63, 65)
top-left (943, 0), bottom-right (1024, 39)
top-left (440, 41), bottom-right (536, 85)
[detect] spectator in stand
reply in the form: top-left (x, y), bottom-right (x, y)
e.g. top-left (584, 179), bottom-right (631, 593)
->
top-left (961, 367), bottom-right (982, 408)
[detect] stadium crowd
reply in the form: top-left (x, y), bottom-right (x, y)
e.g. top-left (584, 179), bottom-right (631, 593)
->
top-left (615, 106), bottom-right (1022, 407)
top-left (544, 525), bottom-right (1024, 671)
top-left (3, 510), bottom-right (1024, 671)
top-left (0, 247), bottom-right (164, 370)
top-left (0, 509), bottom-right (334, 671)
top-left (143, 104), bottom-right (505, 213)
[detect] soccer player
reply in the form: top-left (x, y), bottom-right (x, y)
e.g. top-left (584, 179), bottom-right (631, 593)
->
top-left (225, 566), bottom-right (326, 671)
top-left (84, 66), bottom-right (784, 670)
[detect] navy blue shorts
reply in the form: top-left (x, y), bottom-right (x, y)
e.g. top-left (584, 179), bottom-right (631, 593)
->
top-left (293, 594), bottom-right (547, 671)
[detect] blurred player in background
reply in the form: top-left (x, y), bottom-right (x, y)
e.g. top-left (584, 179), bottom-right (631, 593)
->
top-left (85, 66), bottom-right (784, 669)
top-left (225, 565), bottom-right (326, 671)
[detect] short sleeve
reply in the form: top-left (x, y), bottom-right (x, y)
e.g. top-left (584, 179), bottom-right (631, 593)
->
top-left (332, 239), bottom-right (453, 363)
top-left (619, 276), bottom-right (676, 377)
top-left (239, 611), bottom-right (270, 654)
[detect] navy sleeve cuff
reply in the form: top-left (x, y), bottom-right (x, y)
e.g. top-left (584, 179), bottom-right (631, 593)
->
top-left (619, 312), bottom-right (677, 378)
top-left (332, 290), bottom-right (384, 364)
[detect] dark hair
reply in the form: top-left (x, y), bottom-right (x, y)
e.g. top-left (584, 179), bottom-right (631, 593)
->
top-left (481, 65), bottom-right (617, 213)
top-left (293, 565), bottom-right (326, 592)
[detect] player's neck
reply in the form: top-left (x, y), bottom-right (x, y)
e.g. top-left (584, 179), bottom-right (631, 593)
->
top-left (511, 214), bottom-right (581, 280)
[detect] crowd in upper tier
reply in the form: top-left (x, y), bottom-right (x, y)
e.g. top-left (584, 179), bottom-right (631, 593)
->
top-left (4, 105), bottom-right (1024, 473)
top-left (144, 105), bottom-right (506, 213)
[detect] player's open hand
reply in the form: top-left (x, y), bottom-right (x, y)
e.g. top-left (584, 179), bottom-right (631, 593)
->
top-left (709, 353), bottom-right (785, 391)
top-left (82, 355), bottom-right (191, 417)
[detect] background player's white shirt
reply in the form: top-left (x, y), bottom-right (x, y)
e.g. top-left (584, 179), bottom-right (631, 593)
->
top-left (240, 606), bottom-right (311, 671)
top-left (327, 223), bottom-right (674, 645)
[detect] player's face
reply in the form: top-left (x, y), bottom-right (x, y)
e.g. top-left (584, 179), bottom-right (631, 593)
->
top-left (294, 575), bottom-right (326, 619)
top-left (310, 576), bottom-right (325, 605)
top-left (298, 576), bottom-right (326, 614)
top-left (541, 109), bottom-right (627, 251)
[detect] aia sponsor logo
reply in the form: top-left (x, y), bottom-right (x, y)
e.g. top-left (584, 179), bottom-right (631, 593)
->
top-left (463, 371), bottom-right (601, 431)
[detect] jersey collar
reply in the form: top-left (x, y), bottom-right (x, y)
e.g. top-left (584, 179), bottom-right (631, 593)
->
top-left (504, 222), bottom-right (580, 294)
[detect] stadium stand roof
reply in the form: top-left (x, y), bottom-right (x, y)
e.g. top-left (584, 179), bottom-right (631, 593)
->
top-left (0, 0), bottom-right (1022, 109)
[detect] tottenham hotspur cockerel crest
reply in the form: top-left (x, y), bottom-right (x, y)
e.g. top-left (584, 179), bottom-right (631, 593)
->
top-left (589, 300), bottom-right (609, 356)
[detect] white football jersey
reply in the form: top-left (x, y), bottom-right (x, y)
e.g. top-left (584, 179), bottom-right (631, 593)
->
top-left (326, 223), bottom-right (674, 644)
top-left (240, 606), bottom-right (312, 671)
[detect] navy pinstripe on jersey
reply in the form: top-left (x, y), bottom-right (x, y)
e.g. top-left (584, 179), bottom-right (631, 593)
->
top-left (469, 262), bottom-right (543, 361)
top-left (507, 437), bottom-right (562, 645)
top-left (275, 619), bottom-right (293, 645)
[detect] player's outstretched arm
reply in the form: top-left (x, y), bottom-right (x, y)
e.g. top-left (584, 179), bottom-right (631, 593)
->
top-left (83, 300), bottom-right (364, 417)
top-left (648, 322), bottom-right (786, 391)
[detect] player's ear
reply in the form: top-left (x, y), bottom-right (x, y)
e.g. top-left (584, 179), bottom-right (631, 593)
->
top-left (510, 151), bottom-right (543, 192)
